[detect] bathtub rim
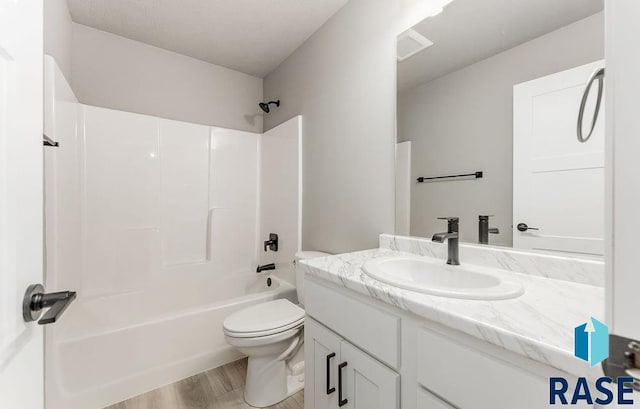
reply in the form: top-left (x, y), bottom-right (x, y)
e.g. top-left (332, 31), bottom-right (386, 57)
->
top-left (55, 275), bottom-right (296, 344)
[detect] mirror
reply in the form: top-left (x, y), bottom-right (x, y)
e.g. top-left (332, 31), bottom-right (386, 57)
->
top-left (396, 0), bottom-right (605, 256)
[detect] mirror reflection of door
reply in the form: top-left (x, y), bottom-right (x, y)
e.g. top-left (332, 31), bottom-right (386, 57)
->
top-left (513, 61), bottom-right (605, 256)
top-left (396, 0), bottom-right (605, 255)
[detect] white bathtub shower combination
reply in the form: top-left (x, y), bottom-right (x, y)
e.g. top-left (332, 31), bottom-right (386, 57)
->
top-left (43, 57), bottom-right (302, 409)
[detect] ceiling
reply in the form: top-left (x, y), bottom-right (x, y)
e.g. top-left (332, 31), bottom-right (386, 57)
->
top-left (398, 0), bottom-right (604, 92)
top-left (67, 0), bottom-right (349, 78)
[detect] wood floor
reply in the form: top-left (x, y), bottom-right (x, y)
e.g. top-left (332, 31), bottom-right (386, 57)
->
top-left (105, 359), bottom-right (304, 409)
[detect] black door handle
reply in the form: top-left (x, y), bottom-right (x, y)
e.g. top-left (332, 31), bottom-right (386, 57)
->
top-left (23, 284), bottom-right (77, 325)
top-left (338, 361), bottom-right (348, 407)
top-left (517, 223), bottom-right (539, 232)
top-left (326, 353), bottom-right (336, 395)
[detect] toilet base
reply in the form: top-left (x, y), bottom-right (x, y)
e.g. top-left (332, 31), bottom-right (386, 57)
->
top-left (285, 371), bottom-right (305, 398)
top-left (243, 357), bottom-right (304, 408)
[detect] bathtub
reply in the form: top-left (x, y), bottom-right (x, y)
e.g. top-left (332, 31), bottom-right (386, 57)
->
top-left (45, 273), bottom-right (296, 409)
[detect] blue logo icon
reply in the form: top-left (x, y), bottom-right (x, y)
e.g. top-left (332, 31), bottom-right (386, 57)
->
top-left (549, 318), bottom-right (632, 405)
top-left (574, 317), bottom-right (608, 367)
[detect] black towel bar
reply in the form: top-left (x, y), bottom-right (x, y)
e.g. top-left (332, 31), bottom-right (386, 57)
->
top-left (417, 171), bottom-right (483, 183)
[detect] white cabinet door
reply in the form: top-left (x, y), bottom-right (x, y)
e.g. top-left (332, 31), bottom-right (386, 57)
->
top-left (305, 318), bottom-right (343, 409)
top-left (513, 60), bottom-right (605, 256)
top-left (0, 0), bottom-right (44, 408)
top-left (339, 340), bottom-right (400, 409)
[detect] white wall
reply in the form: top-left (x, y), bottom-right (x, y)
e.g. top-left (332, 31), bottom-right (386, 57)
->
top-left (263, 0), bottom-right (397, 254)
top-left (398, 12), bottom-right (604, 246)
top-left (44, 0), bottom-right (73, 81)
top-left (71, 23), bottom-right (264, 132)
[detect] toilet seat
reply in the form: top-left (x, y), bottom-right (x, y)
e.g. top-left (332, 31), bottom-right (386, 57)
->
top-left (224, 317), bottom-right (305, 339)
top-left (223, 299), bottom-right (305, 338)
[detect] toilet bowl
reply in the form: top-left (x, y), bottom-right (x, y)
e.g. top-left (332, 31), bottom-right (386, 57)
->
top-left (224, 299), bottom-right (305, 407)
top-left (223, 251), bottom-right (330, 408)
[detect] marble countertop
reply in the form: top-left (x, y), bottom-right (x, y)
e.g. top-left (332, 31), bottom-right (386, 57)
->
top-left (300, 248), bottom-right (605, 379)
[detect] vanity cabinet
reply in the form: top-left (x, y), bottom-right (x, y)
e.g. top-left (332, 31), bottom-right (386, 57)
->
top-left (305, 318), bottom-right (400, 409)
top-left (304, 276), bottom-right (594, 409)
top-left (416, 328), bottom-right (592, 409)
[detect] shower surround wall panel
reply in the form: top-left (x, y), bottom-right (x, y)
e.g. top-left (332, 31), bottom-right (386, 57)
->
top-left (259, 116), bottom-right (302, 284)
top-left (44, 56), bottom-right (82, 295)
top-left (78, 109), bottom-right (260, 297)
top-left (43, 57), bottom-right (300, 409)
top-left (82, 106), bottom-right (161, 296)
top-left (209, 128), bottom-right (262, 275)
top-left (160, 120), bottom-right (211, 266)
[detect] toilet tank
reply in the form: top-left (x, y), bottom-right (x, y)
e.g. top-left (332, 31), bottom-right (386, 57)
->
top-left (294, 251), bottom-right (331, 306)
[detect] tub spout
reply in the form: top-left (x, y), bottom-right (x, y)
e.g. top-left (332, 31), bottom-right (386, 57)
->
top-left (256, 263), bottom-right (276, 273)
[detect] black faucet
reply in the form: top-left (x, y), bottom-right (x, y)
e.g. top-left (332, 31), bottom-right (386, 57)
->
top-left (264, 233), bottom-right (278, 252)
top-left (432, 217), bottom-right (460, 265)
top-left (256, 263), bottom-right (276, 273)
top-left (478, 215), bottom-right (499, 245)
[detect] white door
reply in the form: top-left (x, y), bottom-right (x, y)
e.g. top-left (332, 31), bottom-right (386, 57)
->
top-left (606, 0), bottom-right (640, 353)
top-left (513, 60), bottom-right (605, 256)
top-left (339, 341), bottom-right (399, 409)
top-left (305, 318), bottom-right (343, 409)
top-left (0, 0), bottom-right (45, 408)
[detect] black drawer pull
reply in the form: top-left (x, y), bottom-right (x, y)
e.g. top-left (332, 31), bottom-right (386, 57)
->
top-left (338, 361), bottom-right (348, 407)
top-left (326, 352), bottom-right (336, 395)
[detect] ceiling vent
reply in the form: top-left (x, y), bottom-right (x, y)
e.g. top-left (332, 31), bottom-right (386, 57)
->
top-left (397, 29), bottom-right (433, 62)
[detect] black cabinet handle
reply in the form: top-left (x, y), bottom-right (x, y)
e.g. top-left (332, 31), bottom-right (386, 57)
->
top-left (338, 361), bottom-right (348, 407)
top-left (326, 353), bottom-right (336, 395)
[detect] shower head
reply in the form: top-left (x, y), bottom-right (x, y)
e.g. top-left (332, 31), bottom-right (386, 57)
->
top-left (259, 100), bottom-right (280, 113)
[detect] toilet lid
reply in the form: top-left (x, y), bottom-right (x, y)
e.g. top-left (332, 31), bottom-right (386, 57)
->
top-left (223, 299), bottom-right (305, 338)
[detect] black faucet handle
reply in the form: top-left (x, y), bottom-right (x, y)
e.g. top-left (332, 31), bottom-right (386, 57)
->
top-left (437, 217), bottom-right (459, 222)
top-left (437, 217), bottom-right (459, 234)
top-left (264, 233), bottom-right (279, 252)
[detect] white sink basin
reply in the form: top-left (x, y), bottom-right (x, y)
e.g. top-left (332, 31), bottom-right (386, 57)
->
top-left (363, 256), bottom-right (524, 300)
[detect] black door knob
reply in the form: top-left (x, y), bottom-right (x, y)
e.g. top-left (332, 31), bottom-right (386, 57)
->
top-left (517, 223), bottom-right (539, 232)
top-left (23, 284), bottom-right (77, 324)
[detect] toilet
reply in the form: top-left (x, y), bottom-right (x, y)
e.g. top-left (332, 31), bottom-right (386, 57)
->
top-left (223, 251), bottom-right (330, 408)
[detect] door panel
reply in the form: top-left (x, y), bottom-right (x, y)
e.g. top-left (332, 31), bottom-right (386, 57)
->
top-left (0, 0), bottom-right (44, 408)
top-left (305, 318), bottom-right (342, 409)
top-left (514, 60), bottom-right (605, 256)
top-left (340, 341), bottom-right (399, 409)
